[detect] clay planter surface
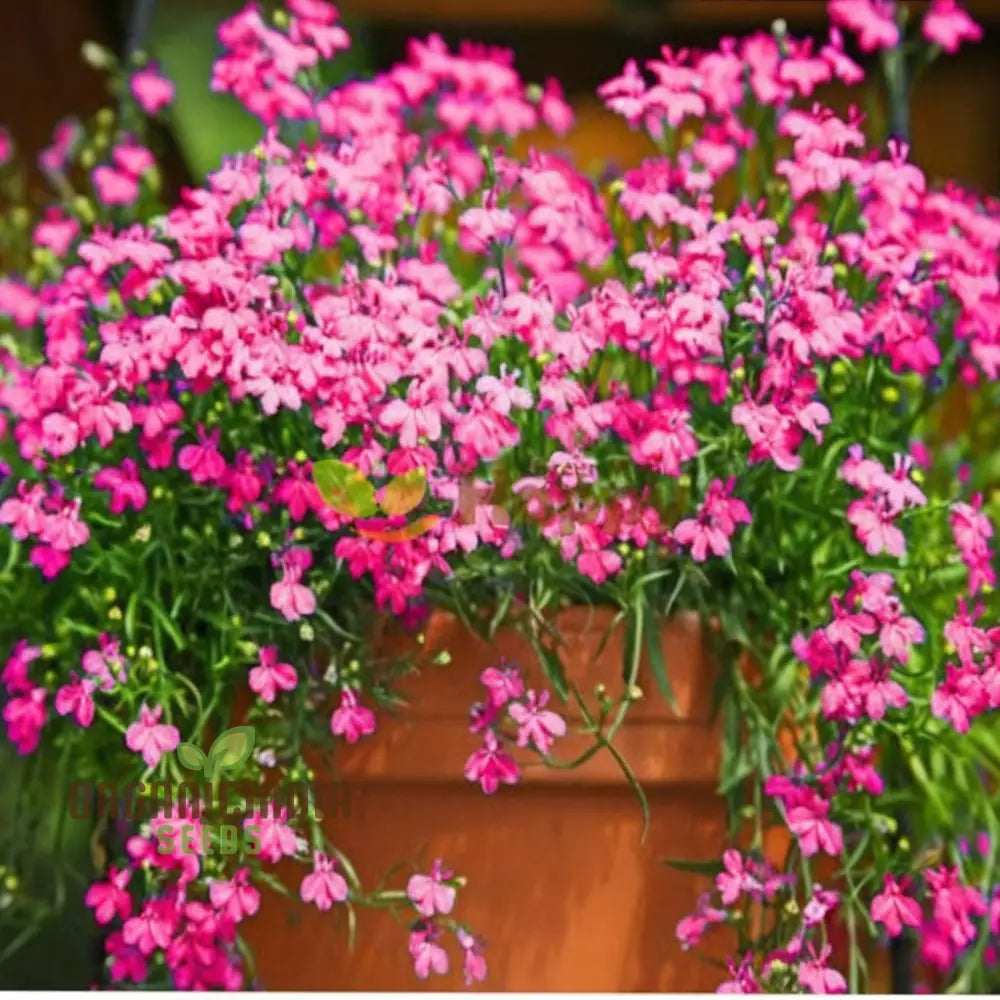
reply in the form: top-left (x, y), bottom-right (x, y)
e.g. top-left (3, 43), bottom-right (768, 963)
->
top-left (241, 606), bottom-right (731, 990)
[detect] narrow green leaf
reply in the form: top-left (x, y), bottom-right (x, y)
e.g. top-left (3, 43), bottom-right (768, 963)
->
top-left (661, 857), bottom-right (724, 877)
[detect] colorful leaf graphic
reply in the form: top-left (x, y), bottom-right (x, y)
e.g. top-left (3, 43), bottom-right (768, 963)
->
top-left (356, 515), bottom-right (441, 543)
top-left (176, 742), bottom-right (207, 772)
top-left (205, 725), bottom-right (256, 778)
top-left (313, 459), bottom-right (377, 518)
top-left (381, 467), bottom-right (427, 517)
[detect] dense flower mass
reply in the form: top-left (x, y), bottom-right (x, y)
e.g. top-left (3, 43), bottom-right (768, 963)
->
top-left (1, 0), bottom-right (999, 990)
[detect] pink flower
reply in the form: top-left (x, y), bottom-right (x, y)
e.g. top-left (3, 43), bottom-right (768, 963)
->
top-left (122, 899), bottom-right (179, 955)
top-left (479, 660), bottom-right (524, 707)
top-left (798, 943), bottom-right (847, 994)
top-left (85, 867), bottom-right (133, 925)
top-left (300, 851), bottom-right (349, 910)
top-left (54, 674), bottom-right (96, 727)
top-left (330, 688), bottom-right (376, 744)
top-left (464, 729), bottom-right (520, 794)
top-left (125, 704), bottom-right (180, 768)
top-left (922, 0), bottom-right (982, 53)
top-left (94, 458), bottom-right (148, 514)
top-left (209, 868), bottom-right (260, 923)
top-left (786, 794), bottom-right (843, 857)
top-left (407, 858), bottom-right (456, 918)
top-left (177, 425), bottom-right (226, 485)
top-left (2, 686), bottom-right (47, 754)
top-left (409, 922), bottom-right (450, 979)
top-left (131, 67), bottom-right (175, 114)
top-left (508, 689), bottom-right (566, 755)
top-left (92, 166), bottom-right (139, 206)
top-left (456, 928), bottom-right (488, 986)
top-left (244, 809), bottom-right (302, 864)
top-left (871, 874), bottom-right (922, 937)
top-left (248, 646), bottom-right (297, 703)
top-left (715, 849), bottom-right (762, 905)
top-left (269, 546), bottom-right (316, 621)
top-left (1, 640), bottom-right (41, 695)
top-left (106, 931), bottom-right (148, 984)
top-left (828, 0), bottom-right (900, 52)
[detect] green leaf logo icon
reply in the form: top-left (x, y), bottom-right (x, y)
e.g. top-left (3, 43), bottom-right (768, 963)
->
top-left (205, 726), bottom-right (256, 779)
top-left (176, 742), bottom-right (207, 772)
top-left (313, 459), bottom-right (377, 518)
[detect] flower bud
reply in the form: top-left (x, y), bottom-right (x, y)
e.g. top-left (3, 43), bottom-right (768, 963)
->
top-left (299, 623), bottom-right (315, 641)
top-left (108, 606), bottom-right (123, 621)
top-left (628, 684), bottom-right (643, 701)
top-left (103, 587), bottom-right (117, 603)
top-left (433, 650), bottom-right (451, 665)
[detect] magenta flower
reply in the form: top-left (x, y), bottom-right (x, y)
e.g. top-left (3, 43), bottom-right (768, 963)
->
top-left (248, 646), bottom-right (297, 703)
top-left (244, 810), bottom-right (302, 864)
top-left (93, 459), bottom-right (148, 514)
top-left (300, 851), bottom-right (349, 910)
top-left (797, 943), bottom-right (847, 994)
top-left (54, 674), bottom-right (96, 727)
top-left (125, 704), bottom-right (180, 768)
top-left (407, 858), bottom-right (456, 918)
top-left (479, 661), bottom-right (524, 708)
top-left (85, 867), bottom-right (133, 925)
top-left (871, 874), bottom-right (922, 937)
top-left (209, 868), bottom-right (260, 924)
top-left (122, 899), bottom-right (179, 956)
top-left (2, 686), bottom-right (47, 754)
top-left (464, 729), bottom-right (520, 794)
top-left (177, 425), bottom-right (226, 485)
top-left (457, 928), bottom-right (488, 985)
top-left (330, 688), bottom-right (376, 744)
top-left (131, 66), bottom-right (175, 114)
top-left (923, 0), bottom-right (983, 53)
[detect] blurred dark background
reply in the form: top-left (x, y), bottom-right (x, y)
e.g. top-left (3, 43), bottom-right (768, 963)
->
top-left (1, 0), bottom-right (998, 195)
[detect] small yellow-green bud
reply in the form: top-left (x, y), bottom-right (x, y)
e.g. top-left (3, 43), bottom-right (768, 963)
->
top-left (43, 670), bottom-right (57, 686)
top-left (133, 524), bottom-right (151, 543)
top-left (108, 606), bottom-right (123, 621)
top-left (881, 386), bottom-right (900, 404)
top-left (294, 450), bottom-right (308, 464)
top-left (126, 645), bottom-right (136, 658)
top-left (3, 874), bottom-right (18, 892)
top-left (784, 899), bottom-right (800, 916)
top-left (103, 587), bottom-right (117, 603)
top-left (628, 684), bottom-right (643, 701)
top-left (595, 683), bottom-right (607, 698)
top-left (41, 644), bottom-right (58, 658)
top-left (299, 623), bottom-right (315, 642)
top-left (230, 615), bottom-right (243, 628)
top-left (256, 532), bottom-right (272, 548)
top-left (433, 650), bottom-right (451, 666)
top-left (678, 474), bottom-right (692, 489)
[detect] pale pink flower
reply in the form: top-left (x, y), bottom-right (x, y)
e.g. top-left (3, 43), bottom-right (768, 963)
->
top-left (248, 646), bottom-right (298, 703)
top-left (125, 704), bottom-right (180, 768)
top-left (407, 858), bottom-right (456, 918)
top-left (300, 851), bottom-right (349, 910)
top-left (507, 689), bottom-right (567, 755)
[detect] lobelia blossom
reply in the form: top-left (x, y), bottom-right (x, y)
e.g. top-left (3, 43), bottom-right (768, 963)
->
top-left (922, 0), bottom-right (983, 53)
top-left (269, 546), bottom-right (317, 621)
top-left (871, 874), bottom-right (922, 937)
top-left (2, 686), bottom-right (47, 754)
top-left (54, 673), bottom-right (97, 727)
top-left (507, 689), bottom-right (566, 755)
top-left (131, 66), bottom-right (176, 114)
top-left (464, 728), bottom-right (520, 794)
top-left (409, 921), bottom-right (450, 980)
top-left (209, 868), bottom-right (260, 923)
top-left (300, 851), bottom-right (349, 910)
top-left (85, 867), bottom-right (133, 925)
top-left (248, 645), bottom-right (298, 703)
top-left (243, 809), bottom-right (303, 864)
top-left (330, 687), bottom-right (377, 743)
top-left (456, 928), bottom-right (488, 986)
top-left (407, 858), bottom-right (457, 917)
top-left (125, 704), bottom-right (181, 768)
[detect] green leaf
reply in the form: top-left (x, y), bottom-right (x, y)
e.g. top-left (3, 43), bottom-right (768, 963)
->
top-left (642, 598), bottom-right (676, 710)
top-left (605, 740), bottom-right (650, 842)
top-left (206, 726), bottom-right (256, 777)
top-left (531, 637), bottom-right (569, 701)
top-left (175, 742), bottom-right (207, 772)
top-left (661, 857), bottom-right (724, 877)
top-left (313, 460), bottom-right (377, 518)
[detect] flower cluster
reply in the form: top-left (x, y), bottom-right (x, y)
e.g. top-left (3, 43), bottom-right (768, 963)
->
top-left (1, 0), bottom-right (998, 991)
top-left (465, 659), bottom-right (567, 793)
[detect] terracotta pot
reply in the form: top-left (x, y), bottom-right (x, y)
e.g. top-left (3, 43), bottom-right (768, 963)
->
top-left (240, 606), bottom-right (733, 990)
